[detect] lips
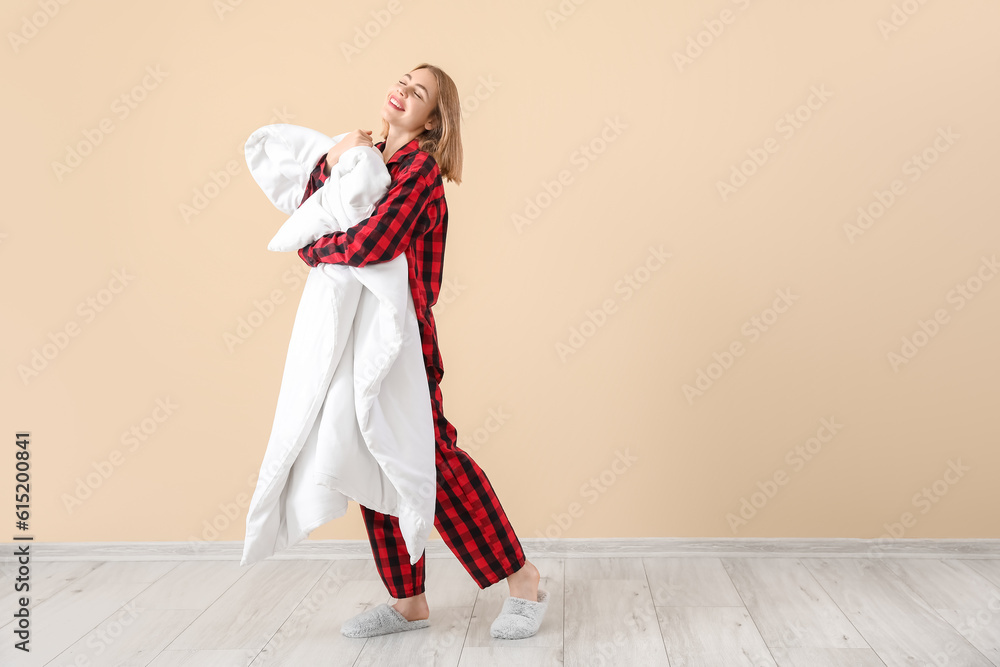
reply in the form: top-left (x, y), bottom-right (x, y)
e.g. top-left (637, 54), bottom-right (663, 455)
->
top-left (388, 95), bottom-right (404, 111)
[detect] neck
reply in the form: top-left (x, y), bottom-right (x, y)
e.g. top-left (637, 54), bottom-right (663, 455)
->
top-left (381, 126), bottom-right (423, 164)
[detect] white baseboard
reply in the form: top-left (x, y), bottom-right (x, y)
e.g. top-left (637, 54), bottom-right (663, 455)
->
top-left (6, 537), bottom-right (1000, 562)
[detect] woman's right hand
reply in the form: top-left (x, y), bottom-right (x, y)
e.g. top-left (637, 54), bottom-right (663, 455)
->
top-left (324, 129), bottom-right (374, 175)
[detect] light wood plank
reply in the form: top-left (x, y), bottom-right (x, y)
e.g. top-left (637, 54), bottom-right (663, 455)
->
top-left (878, 557), bottom-right (1000, 610)
top-left (801, 557), bottom-right (993, 666)
top-left (458, 646), bottom-right (564, 666)
top-left (131, 560), bottom-right (252, 610)
top-left (564, 558), bottom-right (669, 666)
top-left (657, 606), bottom-right (777, 667)
top-left (148, 649), bottom-right (262, 666)
top-left (923, 559), bottom-right (1000, 666)
top-left (964, 559), bottom-right (1000, 591)
top-left (48, 608), bottom-right (202, 666)
top-left (769, 647), bottom-right (888, 666)
top-left (0, 560), bottom-right (103, 610)
top-left (236, 560), bottom-right (367, 663)
top-left (722, 557), bottom-right (869, 648)
top-left (0, 560), bottom-right (179, 666)
top-left (167, 560), bottom-right (331, 651)
top-left (566, 556), bottom-right (646, 581)
top-left (252, 578), bottom-right (390, 666)
top-left (643, 556), bottom-right (745, 606)
top-left (935, 607), bottom-right (1000, 667)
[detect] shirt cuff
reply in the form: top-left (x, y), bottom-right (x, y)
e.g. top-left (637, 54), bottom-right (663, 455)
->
top-left (297, 246), bottom-right (317, 267)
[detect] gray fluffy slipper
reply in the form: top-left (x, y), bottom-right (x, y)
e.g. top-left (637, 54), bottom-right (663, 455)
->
top-left (490, 588), bottom-right (550, 639)
top-left (340, 603), bottom-right (430, 638)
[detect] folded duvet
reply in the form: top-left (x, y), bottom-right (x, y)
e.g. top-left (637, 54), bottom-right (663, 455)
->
top-left (240, 123), bottom-right (436, 567)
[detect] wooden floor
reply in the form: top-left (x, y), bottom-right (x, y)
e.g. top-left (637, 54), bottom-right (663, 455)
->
top-left (2, 554), bottom-right (1000, 666)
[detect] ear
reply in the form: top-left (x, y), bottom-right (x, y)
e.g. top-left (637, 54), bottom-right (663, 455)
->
top-left (424, 111), bottom-right (439, 133)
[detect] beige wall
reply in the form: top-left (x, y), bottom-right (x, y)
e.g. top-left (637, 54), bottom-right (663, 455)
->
top-left (3, 0), bottom-right (998, 549)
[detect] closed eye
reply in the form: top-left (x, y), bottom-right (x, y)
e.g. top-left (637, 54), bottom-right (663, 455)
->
top-left (398, 80), bottom-right (421, 100)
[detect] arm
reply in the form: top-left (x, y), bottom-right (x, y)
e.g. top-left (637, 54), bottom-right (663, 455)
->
top-left (299, 130), bottom-right (367, 204)
top-left (297, 153), bottom-right (330, 209)
top-left (297, 159), bottom-right (434, 268)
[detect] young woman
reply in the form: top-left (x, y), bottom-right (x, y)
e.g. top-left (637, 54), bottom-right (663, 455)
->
top-left (296, 63), bottom-right (548, 640)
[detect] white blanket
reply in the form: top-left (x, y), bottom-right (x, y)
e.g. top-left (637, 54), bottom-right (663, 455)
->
top-left (240, 124), bottom-right (436, 568)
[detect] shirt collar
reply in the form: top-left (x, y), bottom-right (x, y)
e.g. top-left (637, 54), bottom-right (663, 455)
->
top-left (375, 137), bottom-right (421, 166)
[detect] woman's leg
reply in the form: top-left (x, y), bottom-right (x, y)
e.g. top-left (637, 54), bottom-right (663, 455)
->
top-left (360, 375), bottom-right (528, 602)
top-left (360, 504), bottom-right (426, 599)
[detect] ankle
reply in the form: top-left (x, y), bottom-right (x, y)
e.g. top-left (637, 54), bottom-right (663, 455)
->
top-left (511, 561), bottom-right (539, 581)
top-left (396, 593), bottom-right (427, 605)
top-left (392, 594), bottom-right (429, 621)
top-left (507, 563), bottom-right (540, 598)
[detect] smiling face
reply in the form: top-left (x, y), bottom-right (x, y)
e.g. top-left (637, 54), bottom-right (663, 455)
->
top-left (382, 69), bottom-right (440, 135)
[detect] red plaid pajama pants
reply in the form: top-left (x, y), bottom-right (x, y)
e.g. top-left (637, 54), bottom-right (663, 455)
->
top-left (359, 374), bottom-right (526, 599)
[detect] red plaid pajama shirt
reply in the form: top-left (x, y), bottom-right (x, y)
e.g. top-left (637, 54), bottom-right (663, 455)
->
top-left (297, 137), bottom-right (526, 597)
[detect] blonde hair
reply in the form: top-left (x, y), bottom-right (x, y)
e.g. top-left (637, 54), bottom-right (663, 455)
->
top-left (379, 63), bottom-right (463, 185)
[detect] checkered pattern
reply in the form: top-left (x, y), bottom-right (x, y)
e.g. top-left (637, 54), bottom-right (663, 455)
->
top-left (361, 376), bottom-right (527, 598)
top-left (298, 138), bottom-right (447, 383)
top-left (296, 139), bottom-right (526, 598)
